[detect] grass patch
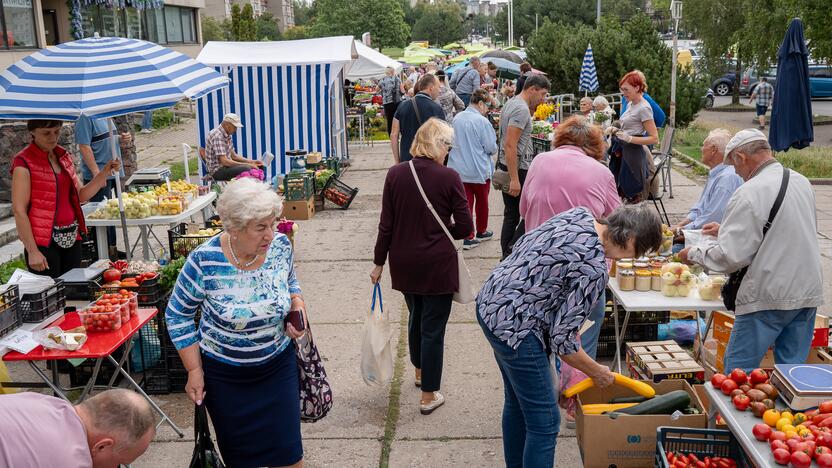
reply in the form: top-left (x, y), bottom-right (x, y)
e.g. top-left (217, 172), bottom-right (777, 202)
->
top-left (672, 122), bottom-right (832, 178)
top-left (167, 156), bottom-right (200, 181)
top-left (378, 306), bottom-right (409, 468)
top-left (0, 256), bottom-right (25, 283)
top-left (714, 103), bottom-right (755, 111)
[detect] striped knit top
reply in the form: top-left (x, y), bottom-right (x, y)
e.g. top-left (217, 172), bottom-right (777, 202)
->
top-left (165, 233), bottom-right (302, 366)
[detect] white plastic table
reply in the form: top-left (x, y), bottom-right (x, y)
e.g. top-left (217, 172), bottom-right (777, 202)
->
top-left (705, 382), bottom-right (777, 467)
top-left (607, 278), bottom-right (726, 373)
top-left (85, 192), bottom-right (217, 260)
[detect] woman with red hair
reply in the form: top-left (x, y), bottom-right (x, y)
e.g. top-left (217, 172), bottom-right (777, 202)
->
top-left (607, 70), bottom-right (660, 203)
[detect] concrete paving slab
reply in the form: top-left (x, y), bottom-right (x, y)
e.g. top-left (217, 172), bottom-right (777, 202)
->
top-left (294, 260), bottom-right (404, 324)
top-left (388, 436), bottom-right (581, 467)
top-left (301, 323), bottom-right (394, 440)
top-left (133, 436), bottom-right (382, 468)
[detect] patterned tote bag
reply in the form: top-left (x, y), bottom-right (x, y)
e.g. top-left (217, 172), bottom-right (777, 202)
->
top-left (296, 324), bottom-right (333, 422)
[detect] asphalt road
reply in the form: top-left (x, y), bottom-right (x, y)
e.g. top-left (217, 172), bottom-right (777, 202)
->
top-left (712, 95), bottom-right (832, 115)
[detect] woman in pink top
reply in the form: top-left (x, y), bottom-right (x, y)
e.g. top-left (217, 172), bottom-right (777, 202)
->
top-left (521, 116), bottom-right (621, 230)
top-left (519, 115), bottom-right (622, 428)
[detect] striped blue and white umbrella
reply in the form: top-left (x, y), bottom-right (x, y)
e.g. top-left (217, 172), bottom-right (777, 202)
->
top-left (579, 43), bottom-right (599, 94)
top-left (0, 36), bottom-right (229, 120)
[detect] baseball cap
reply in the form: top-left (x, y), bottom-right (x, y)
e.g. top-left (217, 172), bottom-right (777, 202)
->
top-left (223, 113), bottom-right (243, 128)
top-left (724, 128), bottom-right (767, 161)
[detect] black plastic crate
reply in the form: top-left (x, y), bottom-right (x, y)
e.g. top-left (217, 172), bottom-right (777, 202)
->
top-left (655, 427), bottom-right (751, 468)
top-left (168, 223), bottom-right (223, 259)
top-left (322, 174), bottom-right (358, 209)
top-left (0, 285), bottom-right (21, 339)
top-left (531, 136), bottom-right (551, 155)
top-left (600, 310), bottom-right (671, 329)
top-left (20, 280), bottom-right (65, 323)
top-left (99, 275), bottom-right (161, 305)
top-left (143, 367), bottom-right (172, 395)
top-left (596, 323), bottom-right (660, 358)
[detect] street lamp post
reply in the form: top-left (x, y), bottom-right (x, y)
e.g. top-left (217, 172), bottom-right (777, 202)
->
top-left (669, 0), bottom-right (682, 129)
top-left (508, 0), bottom-right (514, 47)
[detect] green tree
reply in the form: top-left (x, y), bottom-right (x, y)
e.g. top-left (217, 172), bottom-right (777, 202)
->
top-left (230, 4), bottom-right (242, 41)
top-left (256, 12), bottom-right (282, 40)
top-left (282, 25), bottom-right (309, 40)
top-left (310, 0), bottom-right (410, 48)
top-left (292, 0), bottom-right (316, 26)
top-left (527, 14), bottom-right (707, 127)
top-left (411, 0), bottom-right (464, 46)
top-left (201, 16), bottom-right (229, 44)
top-left (239, 4), bottom-right (257, 41)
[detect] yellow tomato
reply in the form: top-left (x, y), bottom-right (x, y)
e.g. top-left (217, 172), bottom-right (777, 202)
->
top-left (785, 430), bottom-right (799, 439)
top-left (781, 411), bottom-right (795, 422)
top-left (764, 410), bottom-right (781, 427)
top-left (776, 418), bottom-right (792, 431)
top-left (793, 413), bottom-right (807, 425)
top-left (781, 424), bottom-right (797, 434)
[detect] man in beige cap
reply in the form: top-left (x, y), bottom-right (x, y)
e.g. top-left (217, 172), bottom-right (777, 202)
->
top-left (203, 113), bottom-right (263, 181)
top-left (680, 128), bottom-right (823, 372)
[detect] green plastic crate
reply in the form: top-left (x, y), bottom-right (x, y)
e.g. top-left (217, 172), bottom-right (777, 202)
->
top-left (283, 173), bottom-right (315, 201)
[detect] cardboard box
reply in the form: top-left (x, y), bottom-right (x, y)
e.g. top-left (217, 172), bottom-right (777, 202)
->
top-left (283, 197), bottom-right (315, 220)
top-left (627, 340), bottom-right (705, 384)
top-left (576, 380), bottom-right (707, 467)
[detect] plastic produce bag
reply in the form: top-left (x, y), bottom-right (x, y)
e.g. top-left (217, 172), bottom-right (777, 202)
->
top-left (360, 283), bottom-right (394, 386)
top-left (33, 327), bottom-right (87, 351)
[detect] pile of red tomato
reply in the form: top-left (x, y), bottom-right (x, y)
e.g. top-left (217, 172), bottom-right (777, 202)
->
top-left (664, 451), bottom-right (737, 468)
top-left (79, 290), bottom-right (138, 333)
top-left (712, 369), bottom-right (832, 467)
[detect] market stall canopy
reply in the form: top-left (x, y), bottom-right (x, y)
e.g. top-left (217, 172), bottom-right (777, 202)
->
top-left (449, 53), bottom-right (479, 64)
top-left (463, 43), bottom-right (489, 53)
top-left (400, 54), bottom-right (433, 65)
top-left (0, 36), bottom-right (229, 120)
top-left (443, 42), bottom-right (462, 49)
top-left (197, 36), bottom-right (357, 66)
top-left (346, 40), bottom-right (402, 80)
top-left (482, 49), bottom-right (523, 64)
top-left (482, 57), bottom-right (521, 79)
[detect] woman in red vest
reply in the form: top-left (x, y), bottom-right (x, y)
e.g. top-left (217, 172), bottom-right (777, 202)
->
top-left (11, 120), bottom-right (120, 277)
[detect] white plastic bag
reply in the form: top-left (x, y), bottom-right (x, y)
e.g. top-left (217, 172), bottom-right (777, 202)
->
top-left (360, 283), bottom-right (394, 386)
top-left (33, 327), bottom-right (87, 351)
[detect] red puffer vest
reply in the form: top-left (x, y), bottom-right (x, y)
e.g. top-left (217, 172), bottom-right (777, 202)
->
top-left (13, 143), bottom-right (87, 248)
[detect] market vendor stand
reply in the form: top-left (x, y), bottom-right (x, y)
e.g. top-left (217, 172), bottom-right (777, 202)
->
top-left (704, 382), bottom-right (777, 466)
top-left (2, 308), bottom-right (184, 437)
top-left (607, 277), bottom-right (726, 373)
top-left (86, 191), bottom-right (217, 261)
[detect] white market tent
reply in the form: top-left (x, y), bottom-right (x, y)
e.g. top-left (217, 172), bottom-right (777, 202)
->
top-left (196, 36), bottom-right (358, 176)
top-left (345, 41), bottom-right (402, 80)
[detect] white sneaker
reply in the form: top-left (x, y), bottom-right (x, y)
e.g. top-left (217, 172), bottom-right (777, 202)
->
top-left (420, 392), bottom-right (445, 415)
top-left (140, 129), bottom-right (152, 134)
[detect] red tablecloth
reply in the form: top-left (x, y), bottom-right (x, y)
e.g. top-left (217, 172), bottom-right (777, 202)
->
top-left (3, 308), bottom-right (157, 361)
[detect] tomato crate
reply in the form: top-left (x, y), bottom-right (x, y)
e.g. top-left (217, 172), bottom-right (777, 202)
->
top-left (168, 223), bottom-right (223, 260)
top-left (655, 427), bottom-right (751, 468)
top-left (322, 174), bottom-right (358, 209)
top-left (20, 280), bottom-right (65, 323)
top-left (283, 172), bottom-right (315, 201)
top-left (531, 136), bottom-right (551, 156)
top-left (99, 275), bottom-right (161, 306)
top-left (0, 285), bottom-right (21, 339)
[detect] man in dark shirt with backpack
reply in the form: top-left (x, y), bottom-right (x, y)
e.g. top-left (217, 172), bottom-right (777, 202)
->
top-left (390, 74), bottom-right (446, 164)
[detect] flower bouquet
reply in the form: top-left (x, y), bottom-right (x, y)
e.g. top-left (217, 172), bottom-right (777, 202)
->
top-left (234, 168), bottom-right (265, 181)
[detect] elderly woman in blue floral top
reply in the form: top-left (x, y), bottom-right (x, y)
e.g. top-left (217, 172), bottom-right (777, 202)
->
top-left (379, 66), bottom-right (403, 136)
top-left (166, 178), bottom-right (307, 468)
top-left (476, 203), bottom-right (662, 468)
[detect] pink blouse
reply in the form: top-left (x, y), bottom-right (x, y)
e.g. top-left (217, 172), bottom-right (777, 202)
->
top-left (520, 145), bottom-right (622, 231)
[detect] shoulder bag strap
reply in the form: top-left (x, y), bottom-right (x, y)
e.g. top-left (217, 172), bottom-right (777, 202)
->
top-left (408, 160), bottom-right (458, 250)
top-left (412, 95), bottom-right (424, 126)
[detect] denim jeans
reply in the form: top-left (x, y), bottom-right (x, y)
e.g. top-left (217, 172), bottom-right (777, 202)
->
top-left (85, 178), bottom-right (117, 247)
top-left (477, 312), bottom-right (559, 468)
top-left (580, 290), bottom-right (606, 360)
top-left (141, 110), bottom-right (153, 130)
top-left (458, 93), bottom-right (472, 107)
top-left (723, 307), bottom-right (817, 373)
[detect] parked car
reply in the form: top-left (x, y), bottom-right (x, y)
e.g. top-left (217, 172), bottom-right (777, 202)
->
top-left (740, 66), bottom-right (777, 96)
top-left (809, 65), bottom-right (832, 97)
top-left (711, 72), bottom-right (737, 96)
top-left (703, 88), bottom-right (715, 108)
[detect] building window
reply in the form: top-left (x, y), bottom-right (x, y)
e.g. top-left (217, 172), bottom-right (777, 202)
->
top-left (1, 0), bottom-right (38, 49)
top-left (81, 5), bottom-right (197, 45)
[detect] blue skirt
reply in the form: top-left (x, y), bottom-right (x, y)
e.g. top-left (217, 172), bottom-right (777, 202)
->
top-left (202, 344), bottom-right (302, 468)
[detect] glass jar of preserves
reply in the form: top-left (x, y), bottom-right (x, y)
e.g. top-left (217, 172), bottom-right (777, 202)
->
top-left (651, 269), bottom-right (663, 291)
top-left (619, 269), bottom-right (636, 291)
top-left (635, 269), bottom-right (652, 291)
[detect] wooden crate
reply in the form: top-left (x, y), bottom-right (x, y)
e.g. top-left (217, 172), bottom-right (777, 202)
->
top-left (626, 340), bottom-right (705, 384)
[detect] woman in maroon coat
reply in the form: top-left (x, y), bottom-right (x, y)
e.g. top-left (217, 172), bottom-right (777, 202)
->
top-left (371, 118), bottom-right (473, 415)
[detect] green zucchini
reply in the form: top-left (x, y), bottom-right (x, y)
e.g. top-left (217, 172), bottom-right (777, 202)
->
top-left (612, 390), bottom-right (691, 415)
top-left (610, 396), bottom-right (650, 404)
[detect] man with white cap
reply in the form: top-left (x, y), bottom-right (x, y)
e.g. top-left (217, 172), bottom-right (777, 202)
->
top-left (203, 113), bottom-right (263, 181)
top-left (680, 129), bottom-right (823, 372)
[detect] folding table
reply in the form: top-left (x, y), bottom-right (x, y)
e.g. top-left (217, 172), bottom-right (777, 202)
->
top-left (2, 308), bottom-right (184, 437)
top-left (607, 277), bottom-right (726, 374)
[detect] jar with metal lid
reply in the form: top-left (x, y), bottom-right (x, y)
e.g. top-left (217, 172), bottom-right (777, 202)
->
top-left (635, 269), bottom-right (652, 291)
top-left (619, 269), bottom-right (636, 291)
top-left (616, 260), bottom-right (633, 281)
top-left (651, 269), bottom-right (663, 291)
top-left (633, 261), bottom-right (649, 270)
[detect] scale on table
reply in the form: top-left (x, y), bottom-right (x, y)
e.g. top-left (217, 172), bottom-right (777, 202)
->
top-left (125, 167), bottom-right (172, 190)
top-left (771, 364), bottom-right (832, 410)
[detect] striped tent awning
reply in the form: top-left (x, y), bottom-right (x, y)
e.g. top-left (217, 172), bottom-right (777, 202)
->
top-left (0, 36), bottom-right (229, 120)
top-left (579, 43), bottom-right (599, 93)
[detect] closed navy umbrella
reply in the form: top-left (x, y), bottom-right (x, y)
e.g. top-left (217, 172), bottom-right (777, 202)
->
top-left (769, 18), bottom-right (813, 152)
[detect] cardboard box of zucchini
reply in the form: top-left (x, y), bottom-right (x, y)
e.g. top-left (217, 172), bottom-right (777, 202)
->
top-left (569, 374), bottom-right (707, 467)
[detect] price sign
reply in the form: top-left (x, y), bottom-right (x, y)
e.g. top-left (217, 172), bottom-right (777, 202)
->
top-left (0, 329), bottom-right (38, 354)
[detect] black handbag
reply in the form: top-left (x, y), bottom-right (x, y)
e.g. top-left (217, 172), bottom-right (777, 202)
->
top-left (722, 167), bottom-right (790, 311)
top-left (296, 324), bottom-right (333, 423)
top-left (189, 404), bottom-right (225, 468)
